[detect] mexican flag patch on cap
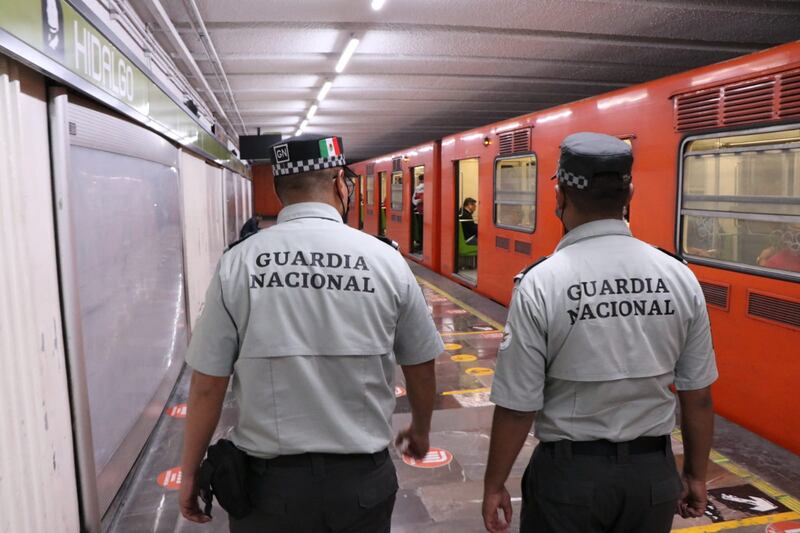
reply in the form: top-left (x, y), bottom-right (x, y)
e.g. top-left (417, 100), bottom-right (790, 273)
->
top-left (319, 137), bottom-right (342, 158)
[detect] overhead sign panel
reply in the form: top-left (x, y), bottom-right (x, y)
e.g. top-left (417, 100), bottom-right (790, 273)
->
top-left (0, 0), bottom-right (248, 174)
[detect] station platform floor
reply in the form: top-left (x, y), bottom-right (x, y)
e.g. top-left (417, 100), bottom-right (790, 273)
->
top-left (104, 261), bottom-right (800, 533)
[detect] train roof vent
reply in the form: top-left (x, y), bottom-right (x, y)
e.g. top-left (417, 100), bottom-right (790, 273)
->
top-left (722, 78), bottom-right (776, 126)
top-left (498, 128), bottom-right (531, 156)
top-left (747, 291), bottom-right (800, 330)
top-left (675, 67), bottom-right (800, 132)
top-left (675, 89), bottom-right (721, 132)
top-left (779, 69), bottom-right (800, 119)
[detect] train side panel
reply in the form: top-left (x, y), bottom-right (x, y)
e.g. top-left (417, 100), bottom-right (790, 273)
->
top-left (362, 42), bottom-right (800, 454)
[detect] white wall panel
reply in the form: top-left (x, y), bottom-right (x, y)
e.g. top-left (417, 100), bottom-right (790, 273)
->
top-left (180, 152), bottom-right (226, 327)
top-left (223, 169), bottom-right (239, 245)
top-left (245, 179), bottom-right (253, 219)
top-left (238, 175), bottom-right (248, 228)
top-left (0, 58), bottom-right (80, 532)
top-left (51, 95), bottom-right (188, 517)
top-left (206, 163), bottom-right (226, 262)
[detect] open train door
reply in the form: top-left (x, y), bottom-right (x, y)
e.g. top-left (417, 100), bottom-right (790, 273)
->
top-left (378, 170), bottom-right (388, 236)
top-left (410, 165), bottom-right (425, 258)
top-left (454, 158), bottom-right (480, 284)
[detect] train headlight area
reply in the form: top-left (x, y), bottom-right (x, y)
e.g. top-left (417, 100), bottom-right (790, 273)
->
top-left (1, 1), bottom-right (799, 532)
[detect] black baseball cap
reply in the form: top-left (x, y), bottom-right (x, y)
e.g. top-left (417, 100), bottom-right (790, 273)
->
top-left (552, 132), bottom-right (633, 190)
top-left (269, 134), bottom-right (358, 179)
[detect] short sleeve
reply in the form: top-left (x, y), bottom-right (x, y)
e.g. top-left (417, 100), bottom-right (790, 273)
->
top-left (185, 264), bottom-right (239, 376)
top-left (392, 269), bottom-right (444, 366)
top-left (674, 289), bottom-right (718, 391)
top-left (490, 286), bottom-right (547, 412)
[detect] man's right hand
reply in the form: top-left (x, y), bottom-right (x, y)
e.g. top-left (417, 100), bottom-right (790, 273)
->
top-left (678, 473), bottom-right (707, 518)
top-left (482, 485), bottom-right (512, 532)
top-left (395, 426), bottom-right (430, 460)
top-left (179, 472), bottom-right (212, 524)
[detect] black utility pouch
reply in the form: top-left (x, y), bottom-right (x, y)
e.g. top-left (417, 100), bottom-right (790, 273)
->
top-left (198, 439), bottom-right (253, 519)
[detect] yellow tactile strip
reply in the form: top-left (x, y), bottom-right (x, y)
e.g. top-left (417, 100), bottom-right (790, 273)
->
top-left (416, 277), bottom-right (504, 330)
top-left (672, 429), bottom-right (800, 532)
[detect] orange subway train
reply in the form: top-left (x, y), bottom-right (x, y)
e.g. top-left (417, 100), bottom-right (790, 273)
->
top-left (348, 42), bottom-right (800, 455)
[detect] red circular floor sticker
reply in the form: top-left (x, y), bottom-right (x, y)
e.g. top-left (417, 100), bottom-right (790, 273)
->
top-left (402, 447), bottom-right (454, 469)
top-left (395, 385), bottom-right (406, 397)
top-left (766, 522), bottom-right (800, 533)
top-left (166, 403), bottom-right (187, 418)
top-left (157, 467), bottom-right (182, 490)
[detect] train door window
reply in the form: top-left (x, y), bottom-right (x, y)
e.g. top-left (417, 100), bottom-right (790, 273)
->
top-left (391, 170), bottom-right (403, 211)
top-left (455, 158), bottom-right (480, 283)
top-left (379, 171), bottom-right (388, 236)
top-left (366, 174), bottom-right (374, 207)
top-left (679, 128), bottom-right (800, 278)
top-left (411, 165), bottom-right (425, 256)
top-left (359, 175), bottom-right (365, 229)
top-left (494, 154), bottom-right (536, 232)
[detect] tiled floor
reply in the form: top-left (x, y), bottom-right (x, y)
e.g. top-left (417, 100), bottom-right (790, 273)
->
top-left (104, 261), bottom-right (800, 533)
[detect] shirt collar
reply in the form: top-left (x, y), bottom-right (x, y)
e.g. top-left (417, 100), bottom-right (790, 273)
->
top-left (555, 219), bottom-right (632, 252)
top-left (277, 202), bottom-right (343, 224)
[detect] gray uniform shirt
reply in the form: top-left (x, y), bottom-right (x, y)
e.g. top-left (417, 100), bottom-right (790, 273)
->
top-left (186, 202), bottom-right (444, 457)
top-left (491, 219), bottom-right (718, 442)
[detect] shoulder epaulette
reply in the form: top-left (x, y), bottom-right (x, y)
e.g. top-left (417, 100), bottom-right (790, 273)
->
top-left (374, 234), bottom-right (400, 251)
top-left (655, 246), bottom-right (687, 265)
top-left (514, 255), bottom-right (550, 284)
top-left (225, 230), bottom-right (258, 252)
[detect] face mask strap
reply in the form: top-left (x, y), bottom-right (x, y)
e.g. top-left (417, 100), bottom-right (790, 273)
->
top-left (333, 173), bottom-right (353, 223)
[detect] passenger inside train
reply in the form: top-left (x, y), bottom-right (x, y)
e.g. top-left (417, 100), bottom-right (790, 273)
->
top-left (3, 2), bottom-right (800, 533)
top-left (459, 197), bottom-right (479, 245)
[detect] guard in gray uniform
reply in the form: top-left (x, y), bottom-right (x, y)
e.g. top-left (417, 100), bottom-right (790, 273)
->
top-left (482, 132), bottom-right (718, 533)
top-left (179, 134), bottom-right (444, 532)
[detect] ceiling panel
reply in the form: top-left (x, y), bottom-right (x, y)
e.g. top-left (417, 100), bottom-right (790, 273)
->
top-left (133, 0), bottom-right (800, 161)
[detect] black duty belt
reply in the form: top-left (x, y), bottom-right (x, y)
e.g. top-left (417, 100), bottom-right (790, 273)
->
top-left (248, 448), bottom-right (389, 470)
top-left (540, 435), bottom-right (669, 456)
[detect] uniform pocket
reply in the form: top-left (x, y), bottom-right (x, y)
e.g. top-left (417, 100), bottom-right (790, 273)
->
top-left (358, 462), bottom-right (399, 509)
top-left (536, 477), bottom-right (594, 506)
top-left (651, 475), bottom-right (683, 506)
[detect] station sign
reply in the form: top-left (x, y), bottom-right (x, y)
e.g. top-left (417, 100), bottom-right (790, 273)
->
top-left (0, 0), bottom-right (248, 174)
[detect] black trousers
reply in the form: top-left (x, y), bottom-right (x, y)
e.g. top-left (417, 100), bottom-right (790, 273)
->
top-left (520, 439), bottom-right (683, 533)
top-left (229, 450), bottom-right (397, 533)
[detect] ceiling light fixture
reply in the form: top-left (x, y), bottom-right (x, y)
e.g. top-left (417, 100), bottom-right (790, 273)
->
top-left (371, 0), bottom-right (386, 10)
top-left (295, 128), bottom-right (304, 137)
top-left (307, 104), bottom-right (318, 120)
top-left (317, 81), bottom-right (333, 102)
top-left (300, 119), bottom-right (309, 130)
top-left (335, 37), bottom-right (360, 73)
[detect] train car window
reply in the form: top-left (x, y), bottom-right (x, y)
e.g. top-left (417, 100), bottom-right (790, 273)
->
top-left (391, 171), bottom-right (403, 211)
top-left (366, 174), bottom-right (375, 206)
top-left (494, 154), bottom-right (537, 232)
top-left (680, 128), bottom-right (800, 278)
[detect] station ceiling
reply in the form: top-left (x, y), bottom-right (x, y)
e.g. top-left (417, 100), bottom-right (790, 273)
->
top-left (135, 0), bottom-right (800, 162)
